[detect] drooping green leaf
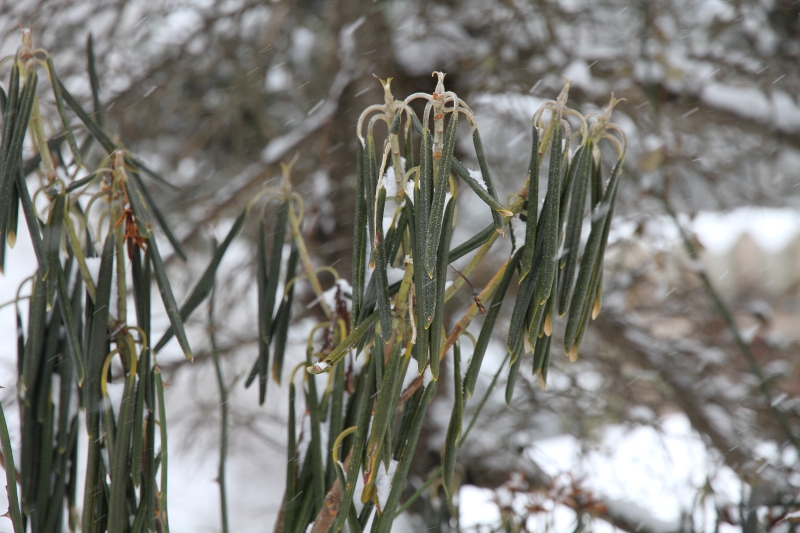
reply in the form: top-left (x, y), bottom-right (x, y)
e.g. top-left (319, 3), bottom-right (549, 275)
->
top-left (558, 142), bottom-right (592, 316)
top-left (155, 209), bottom-right (246, 352)
top-left (472, 128), bottom-right (505, 234)
top-left (374, 381), bottom-right (437, 533)
top-left (564, 159), bottom-right (622, 359)
top-left (271, 242), bottom-right (299, 383)
top-left (149, 237), bottom-right (193, 360)
top-left (45, 56), bottom-right (84, 168)
top-left (429, 197), bottom-right (455, 381)
top-left (352, 140), bottom-right (367, 326)
top-left (425, 109), bottom-right (458, 278)
top-left (464, 249), bottom-right (522, 397)
top-left (520, 123), bottom-right (540, 280)
top-left (442, 341), bottom-right (463, 499)
top-left (375, 186), bottom-right (393, 343)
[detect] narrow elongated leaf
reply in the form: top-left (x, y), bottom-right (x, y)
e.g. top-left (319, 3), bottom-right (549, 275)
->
top-left (374, 187), bottom-right (392, 342)
top-left (558, 143), bottom-right (587, 232)
top-left (283, 375), bottom-right (299, 530)
top-left (365, 336), bottom-right (402, 485)
top-left (442, 341), bottom-right (463, 498)
top-left (149, 237), bottom-right (193, 360)
top-left (128, 155), bottom-right (180, 192)
top-left (507, 266), bottom-right (537, 353)
top-left (155, 369), bottom-right (171, 533)
top-left (108, 335), bottom-right (138, 533)
top-left (45, 56), bottom-right (84, 167)
top-left (418, 127), bottom-right (433, 241)
top-left (131, 365), bottom-right (146, 488)
top-left (265, 201), bottom-right (289, 339)
top-left (0, 398), bottom-right (24, 533)
top-left (0, 64), bottom-right (19, 191)
top-left (590, 149), bottom-right (603, 209)
top-left (308, 312), bottom-right (379, 373)
top-left (86, 34), bottom-right (104, 127)
top-left (472, 128), bottom-right (505, 233)
top-left (1, 70), bottom-right (36, 251)
top-left (272, 243), bottom-right (299, 383)
top-left (20, 278), bottom-right (46, 403)
top-left (82, 233), bottom-right (114, 533)
top-left (520, 123), bottom-right (540, 279)
top-left (386, 202), bottom-right (408, 268)
top-left (429, 197), bottom-right (455, 380)
top-left (5, 182), bottom-right (18, 250)
top-left (365, 134), bottom-right (378, 251)
top-left (305, 351), bottom-right (326, 512)
top-left (245, 218), bottom-right (269, 392)
top-left (331, 352), bottom-right (375, 533)
top-left (448, 223), bottom-right (494, 264)
top-left (325, 362), bottom-right (346, 489)
top-left (155, 209), bottom-right (246, 352)
top-left (352, 140), bottom-right (367, 326)
top-left (558, 142), bottom-right (592, 315)
top-left (564, 159), bottom-right (622, 358)
top-left (505, 319), bottom-right (526, 406)
top-left (404, 120), bottom-right (414, 171)
top-left (1, 62), bottom-right (19, 155)
top-left (374, 381), bottom-right (437, 533)
top-left (532, 114), bottom-right (563, 307)
top-left (464, 250), bottom-right (522, 397)
top-left (425, 110), bottom-right (458, 278)
top-left (57, 79), bottom-right (115, 151)
top-left (56, 261), bottom-right (86, 387)
top-left (571, 161), bottom-right (622, 357)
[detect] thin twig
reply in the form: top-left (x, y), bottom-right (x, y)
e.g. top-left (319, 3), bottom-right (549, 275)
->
top-left (661, 197), bottom-right (800, 452)
top-left (209, 283), bottom-right (231, 533)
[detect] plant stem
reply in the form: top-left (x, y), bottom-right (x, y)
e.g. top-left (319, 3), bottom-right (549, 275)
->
top-left (155, 368), bottom-right (171, 533)
top-left (0, 397), bottom-right (24, 533)
top-left (209, 286), bottom-right (231, 533)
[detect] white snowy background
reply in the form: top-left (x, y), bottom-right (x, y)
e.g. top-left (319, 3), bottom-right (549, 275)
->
top-left (1, 0), bottom-right (799, 531)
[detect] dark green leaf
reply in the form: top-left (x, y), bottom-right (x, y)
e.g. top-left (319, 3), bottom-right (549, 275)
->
top-left (374, 381), bottom-right (437, 533)
top-left (558, 142), bottom-right (592, 316)
top-left (442, 341), bottom-right (463, 499)
top-left (425, 110), bottom-right (458, 278)
top-left (520, 123), bottom-right (540, 279)
top-left (429, 197), bottom-right (455, 381)
top-left (155, 209), bottom-right (246, 352)
top-left (464, 249), bottom-right (522, 398)
top-left (149, 237), bottom-right (193, 360)
top-left (351, 140), bottom-right (367, 326)
top-left (45, 56), bottom-right (84, 168)
top-left (472, 128), bottom-right (504, 234)
top-left (374, 186), bottom-right (392, 343)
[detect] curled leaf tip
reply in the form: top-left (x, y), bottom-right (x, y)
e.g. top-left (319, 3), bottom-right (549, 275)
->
top-left (373, 74), bottom-right (395, 106)
top-left (602, 93), bottom-right (626, 121)
top-left (432, 71), bottom-right (446, 95)
top-left (557, 77), bottom-right (572, 105)
top-left (280, 153), bottom-right (300, 189)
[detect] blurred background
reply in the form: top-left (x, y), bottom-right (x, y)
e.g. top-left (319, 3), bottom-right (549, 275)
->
top-left (1, 0), bottom-right (799, 531)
